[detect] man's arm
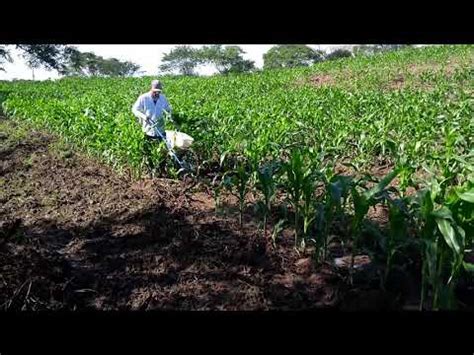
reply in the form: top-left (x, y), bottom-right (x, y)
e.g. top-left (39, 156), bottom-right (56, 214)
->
top-left (132, 96), bottom-right (147, 124)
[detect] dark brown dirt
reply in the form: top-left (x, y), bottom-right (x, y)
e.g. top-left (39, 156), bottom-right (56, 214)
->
top-left (1, 118), bottom-right (352, 311)
top-left (386, 75), bottom-right (405, 91)
top-left (294, 74), bottom-right (335, 88)
top-left (308, 74), bottom-right (335, 87)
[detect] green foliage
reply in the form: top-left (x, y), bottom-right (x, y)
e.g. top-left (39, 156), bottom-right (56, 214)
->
top-left (159, 46), bottom-right (202, 76)
top-left (283, 149), bottom-right (311, 248)
top-left (15, 44), bottom-right (68, 71)
top-left (414, 179), bottom-right (474, 310)
top-left (59, 47), bottom-right (141, 77)
top-left (325, 48), bottom-right (353, 60)
top-left (199, 45), bottom-right (255, 74)
top-left (256, 160), bottom-right (280, 236)
top-left (263, 45), bottom-right (324, 69)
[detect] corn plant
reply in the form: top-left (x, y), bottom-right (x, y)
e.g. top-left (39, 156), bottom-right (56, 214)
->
top-left (349, 169), bottom-right (399, 281)
top-left (255, 160), bottom-right (280, 237)
top-left (271, 219), bottom-right (286, 248)
top-left (224, 154), bottom-right (253, 229)
top-left (384, 195), bottom-right (411, 286)
top-left (314, 174), bottom-right (353, 262)
top-left (415, 179), bottom-right (474, 310)
top-left (301, 173), bottom-right (316, 249)
top-left (284, 150), bottom-right (316, 249)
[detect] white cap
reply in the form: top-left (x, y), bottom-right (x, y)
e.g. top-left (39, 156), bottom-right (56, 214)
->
top-left (151, 80), bottom-right (163, 92)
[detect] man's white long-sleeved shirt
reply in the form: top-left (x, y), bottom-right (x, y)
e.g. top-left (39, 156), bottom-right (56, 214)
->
top-left (132, 92), bottom-right (172, 137)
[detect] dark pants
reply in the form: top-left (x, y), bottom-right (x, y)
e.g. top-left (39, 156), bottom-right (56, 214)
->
top-left (143, 133), bottom-right (166, 172)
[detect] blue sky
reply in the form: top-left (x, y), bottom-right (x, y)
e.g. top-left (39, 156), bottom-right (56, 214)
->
top-left (0, 45), bottom-right (350, 81)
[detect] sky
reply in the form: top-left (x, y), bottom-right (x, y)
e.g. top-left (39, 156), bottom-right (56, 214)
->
top-left (0, 45), bottom-right (350, 81)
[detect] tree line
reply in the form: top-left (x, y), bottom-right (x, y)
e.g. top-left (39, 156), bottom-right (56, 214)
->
top-left (158, 44), bottom-right (411, 75)
top-left (0, 45), bottom-right (141, 79)
top-left (0, 44), bottom-right (411, 80)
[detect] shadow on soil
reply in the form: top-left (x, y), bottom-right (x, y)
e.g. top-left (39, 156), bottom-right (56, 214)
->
top-left (0, 124), bottom-right (345, 311)
top-left (2, 191), bottom-right (415, 311)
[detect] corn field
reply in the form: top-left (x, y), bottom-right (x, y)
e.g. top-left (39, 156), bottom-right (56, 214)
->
top-left (1, 44), bottom-right (473, 310)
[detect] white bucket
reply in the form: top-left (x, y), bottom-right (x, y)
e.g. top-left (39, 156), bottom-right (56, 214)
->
top-left (165, 130), bottom-right (194, 149)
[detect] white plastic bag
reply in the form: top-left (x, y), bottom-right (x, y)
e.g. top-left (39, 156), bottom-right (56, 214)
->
top-left (165, 130), bottom-right (194, 149)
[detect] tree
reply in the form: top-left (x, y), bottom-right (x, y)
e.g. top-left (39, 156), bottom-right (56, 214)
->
top-left (60, 51), bottom-right (101, 76)
top-left (92, 57), bottom-right (140, 77)
top-left (0, 45), bottom-right (140, 79)
top-left (59, 47), bottom-right (141, 77)
top-left (0, 46), bottom-right (12, 72)
top-left (159, 46), bottom-right (201, 76)
top-left (263, 45), bottom-right (324, 70)
top-left (115, 60), bottom-right (141, 76)
top-left (325, 48), bottom-right (354, 61)
top-left (0, 44), bottom-right (74, 79)
top-left (16, 45), bottom-right (69, 79)
top-left (17, 45), bottom-right (67, 69)
top-left (101, 58), bottom-right (140, 76)
top-left (198, 45), bottom-right (255, 74)
top-left (58, 46), bottom-right (86, 76)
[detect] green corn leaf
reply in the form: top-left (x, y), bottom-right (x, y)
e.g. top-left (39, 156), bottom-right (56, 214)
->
top-left (389, 200), bottom-right (407, 241)
top-left (429, 179), bottom-right (441, 202)
top-left (419, 189), bottom-right (434, 219)
top-left (352, 186), bottom-right (369, 222)
top-left (363, 168), bottom-right (399, 201)
top-left (431, 206), bottom-right (454, 221)
top-left (414, 140), bottom-right (422, 152)
top-left (435, 217), bottom-right (460, 254)
top-left (458, 188), bottom-right (474, 203)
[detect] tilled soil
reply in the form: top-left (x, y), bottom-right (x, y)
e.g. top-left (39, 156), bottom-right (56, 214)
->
top-left (1, 118), bottom-right (360, 311)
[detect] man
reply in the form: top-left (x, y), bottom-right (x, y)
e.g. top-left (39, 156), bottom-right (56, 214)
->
top-left (132, 79), bottom-right (174, 173)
